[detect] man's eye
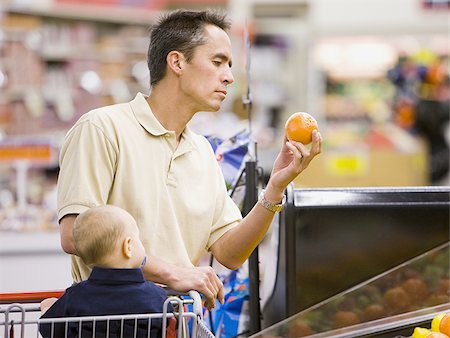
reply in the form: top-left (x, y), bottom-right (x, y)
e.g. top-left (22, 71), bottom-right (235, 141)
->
top-left (212, 61), bottom-right (221, 66)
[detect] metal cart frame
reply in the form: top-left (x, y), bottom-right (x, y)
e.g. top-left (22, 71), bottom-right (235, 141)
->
top-left (1, 290), bottom-right (214, 338)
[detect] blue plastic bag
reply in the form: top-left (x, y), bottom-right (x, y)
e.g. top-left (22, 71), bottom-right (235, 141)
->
top-left (203, 268), bottom-right (249, 338)
top-left (206, 130), bottom-right (251, 191)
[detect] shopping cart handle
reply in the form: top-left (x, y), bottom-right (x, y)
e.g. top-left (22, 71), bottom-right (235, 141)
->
top-left (0, 290), bottom-right (65, 304)
top-left (164, 288), bottom-right (205, 318)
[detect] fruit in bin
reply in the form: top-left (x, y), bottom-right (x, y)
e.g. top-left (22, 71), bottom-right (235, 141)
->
top-left (412, 327), bottom-right (431, 338)
top-left (333, 310), bottom-right (360, 328)
top-left (339, 296), bottom-right (357, 311)
top-left (383, 286), bottom-right (411, 313)
top-left (438, 279), bottom-right (450, 296)
top-left (373, 270), bottom-right (403, 291)
top-left (287, 321), bottom-right (314, 337)
top-left (357, 295), bottom-right (371, 308)
top-left (403, 268), bottom-right (421, 280)
top-left (285, 112), bottom-right (318, 144)
top-left (426, 294), bottom-right (449, 307)
top-left (439, 313), bottom-right (450, 336)
top-left (423, 265), bottom-right (445, 286)
top-left (360, 284), bottom-right (382, 299)
top-left (412, 328), bottom-right (450, 338)
top-left (363, 304), bottom-right (386, 322)
top-left (402, 278), bottom-right (429, 303)
top-left (432, 313), bottom-right (446, 332)
top-left (426, 332), bottom-right (450, 338)
top-left (426, 312), bottom-right (450, 337)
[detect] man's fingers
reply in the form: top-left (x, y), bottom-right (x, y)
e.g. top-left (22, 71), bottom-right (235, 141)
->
top-left (196, 267), bottom-right (224, 310)
top-left (211, 273), bottom-right (224, 305)
top-left (169, 265), bottom-right (225, 310)
top-left (285, 141), bottom-right (306, 167)
top-left (310, 130), bottom-right (322, 156)
top-left (205, 298), bottom-right (215, 311)
top-left (217, 285), bottom-right (225, 304)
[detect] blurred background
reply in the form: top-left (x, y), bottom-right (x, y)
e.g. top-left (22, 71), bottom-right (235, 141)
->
top-left (0, 0), bottom-right (448, 291)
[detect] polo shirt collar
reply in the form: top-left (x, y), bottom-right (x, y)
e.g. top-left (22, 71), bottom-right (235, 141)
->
top-left (130, 92), bottom-right (167, 136)
top-left (129, 92), bottom-right (197, 153)
top-left (89, 267), bottom-right (146, 284)
top-left (178, 125), bottom-right (197, 153)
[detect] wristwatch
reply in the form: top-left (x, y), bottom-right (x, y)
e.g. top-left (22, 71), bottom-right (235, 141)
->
top-left (258, 189), bottom-right (286, 213)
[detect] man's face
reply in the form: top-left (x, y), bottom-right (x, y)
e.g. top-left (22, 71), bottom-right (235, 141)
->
top-left (180, 24), bottom-right (234, 112)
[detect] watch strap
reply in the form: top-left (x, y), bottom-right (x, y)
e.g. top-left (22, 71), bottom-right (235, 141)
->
top-left (258, 189), bottom-right (286, 213)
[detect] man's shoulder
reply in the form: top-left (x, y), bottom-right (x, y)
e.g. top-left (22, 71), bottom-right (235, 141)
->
top-left (80, 101), bottom-right (133, 124)
top-left (68, 101), bottom-right (136, 138)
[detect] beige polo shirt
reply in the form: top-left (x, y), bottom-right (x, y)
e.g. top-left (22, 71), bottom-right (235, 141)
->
top-left (58, 93), bottom-right (242, 282)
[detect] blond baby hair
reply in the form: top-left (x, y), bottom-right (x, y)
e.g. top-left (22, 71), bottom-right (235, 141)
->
top-left (73, 205), bottom-right (128, 267)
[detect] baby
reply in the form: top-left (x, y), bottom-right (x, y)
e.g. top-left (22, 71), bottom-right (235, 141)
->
top-left (40, 205), bottom-right (172, 338)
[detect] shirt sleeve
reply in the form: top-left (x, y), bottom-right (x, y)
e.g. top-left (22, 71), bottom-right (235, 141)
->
top-left (57, 117), bottom-right (117, 221)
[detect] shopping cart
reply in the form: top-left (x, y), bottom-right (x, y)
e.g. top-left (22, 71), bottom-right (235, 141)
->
top-left (0, 290), bottom-right (215, 338)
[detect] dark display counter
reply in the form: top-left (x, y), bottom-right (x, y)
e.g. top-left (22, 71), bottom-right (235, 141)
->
top-left (262, 186), bottom-right (450, 329)
top-left (254, 242), bottom-right (449, 337)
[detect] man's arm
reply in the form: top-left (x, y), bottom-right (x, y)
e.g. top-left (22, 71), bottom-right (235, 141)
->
top-left (60, 215), bottom-right (78, 255)
top-left (60, 214), bottom-right (223, 310)
top-left (141, 256), bottom-right (224, 310)
top-left (211, 130), bottom-right (322, 269)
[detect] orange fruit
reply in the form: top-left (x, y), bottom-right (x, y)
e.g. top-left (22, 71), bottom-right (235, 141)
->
top-left (438, 279), bottom-right (450, 296)
top-left (285, 112), bottom-right (318, 144)
top-left (383, 286), bottom-right (411, 313)
top-left (440, 313), bottom-right (450, 336)
top-left (402, 278), bottom-right (428, 302)
top-left (432, 313), bottom-right (446, 332)
top-left (363, 304), bottom-right (386, 321)
top-left (333, 310), bottom-right (360, 328)
top-left (427, 294), bottom-right (450, 307)
top-left (287, 321), bottom-right (314, 337)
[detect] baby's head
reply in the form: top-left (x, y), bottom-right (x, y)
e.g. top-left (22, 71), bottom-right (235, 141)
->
top-left (73, 205), bottom-right (146, 269)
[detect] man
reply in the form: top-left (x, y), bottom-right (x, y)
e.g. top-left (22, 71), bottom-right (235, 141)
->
top-left (58, 9), bottom-right (322, 310)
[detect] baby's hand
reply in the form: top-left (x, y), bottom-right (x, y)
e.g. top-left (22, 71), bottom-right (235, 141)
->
top-left (40, 297), bottom-right (58, 314)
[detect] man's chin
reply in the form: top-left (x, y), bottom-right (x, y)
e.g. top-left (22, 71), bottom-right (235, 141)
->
top-left (201, 105), bottom-right (221, 113)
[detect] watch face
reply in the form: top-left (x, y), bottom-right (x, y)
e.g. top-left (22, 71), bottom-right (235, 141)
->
top-left (259, 190), bottom-right (285, 212)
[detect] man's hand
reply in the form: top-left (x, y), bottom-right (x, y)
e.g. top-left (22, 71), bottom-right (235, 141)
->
top-left (142, 256), bottom-right (223, 310)
top-left (170, 265), bottom-right (224, 311)
top-left (268, 130), bottom-right (322, 194)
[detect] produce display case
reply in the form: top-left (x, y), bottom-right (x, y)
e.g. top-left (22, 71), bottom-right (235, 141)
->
top-left (253, 242), bottom-right (449, 337)
top-left (262, 186), bottom-right (450, 329)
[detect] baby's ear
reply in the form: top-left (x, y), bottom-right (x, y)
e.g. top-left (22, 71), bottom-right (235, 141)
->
top-left (122, 236), bottom-right (133, 259)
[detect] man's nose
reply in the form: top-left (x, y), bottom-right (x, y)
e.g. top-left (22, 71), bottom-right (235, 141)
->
top-left (223, 68), bottom-right (234, 85)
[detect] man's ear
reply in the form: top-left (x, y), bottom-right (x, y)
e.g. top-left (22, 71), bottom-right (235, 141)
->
top-left (167, 51), bottom-right (185, 76)
top-left (122, 236), bottom-right (132, 259)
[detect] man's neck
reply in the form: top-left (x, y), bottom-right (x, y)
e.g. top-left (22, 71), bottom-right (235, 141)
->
top-left (146, 84), bottom-right (196, 141)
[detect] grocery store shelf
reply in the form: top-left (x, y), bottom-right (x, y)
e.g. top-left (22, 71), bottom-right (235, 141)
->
top-left (293, 186), bottom-right (450, 207)
top-left (5, 3), bottom-right (161, 26)
top-left (275, 303), bottom-right (450, 338)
